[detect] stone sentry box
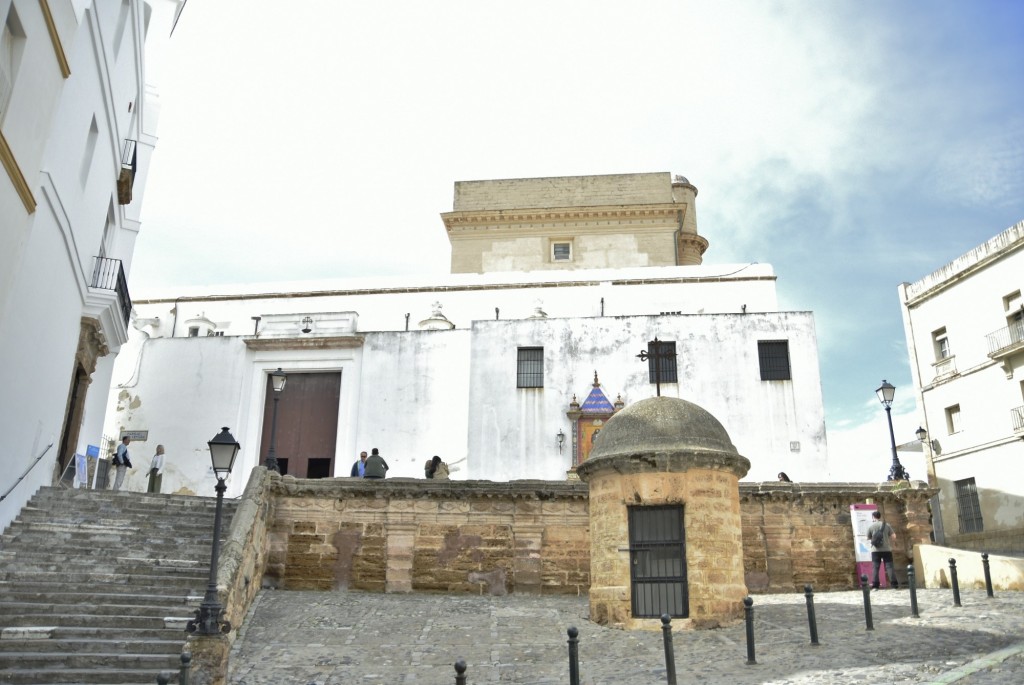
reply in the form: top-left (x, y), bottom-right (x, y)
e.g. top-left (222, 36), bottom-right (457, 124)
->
top-left (576, 396), bottom-right (751, 630)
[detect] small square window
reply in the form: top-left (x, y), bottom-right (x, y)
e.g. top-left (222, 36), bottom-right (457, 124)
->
top-left (647, 340), bottom-right (678, 384)
top-left (954, 477), bottom-right (983, 534)
top-left (552, 242), bottom-right (572, 262)
top-left (187, 327), bottom-right (199, 337)
top-left (757, 341), bottom-right (791, 381)
top-left (517, 347), bottom-right (544, 388)
top-left (945, 404), bottom-right (961, 434)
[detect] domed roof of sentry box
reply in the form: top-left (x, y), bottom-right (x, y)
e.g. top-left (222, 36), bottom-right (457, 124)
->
top-left (575, 396), bottom-right (750, 480)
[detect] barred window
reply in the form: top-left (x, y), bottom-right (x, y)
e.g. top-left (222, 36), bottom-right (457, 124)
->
top-left (517, 347), bottom-right (544, 388)
top-left (954, 477), bottom-right (983, 534)
top-left (647, 340), bottom-right (678, 384)
top-left (758, 341), bottom-right (791, 381)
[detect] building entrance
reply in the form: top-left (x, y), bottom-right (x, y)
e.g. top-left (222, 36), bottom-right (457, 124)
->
top-left (628, 504), bottom-right (688, 618)
top-left (260, 372), bottom-right (340, 478)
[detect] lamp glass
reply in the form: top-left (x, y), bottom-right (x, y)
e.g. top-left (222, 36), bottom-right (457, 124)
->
top-left (916, 426), bottom-right (927, 442)
top-left (271, 368), bottom-right (287, 393)
top-left (208, 427), bottom-right (240, 476)
top-left (876, 380), bottom-right (895, 406)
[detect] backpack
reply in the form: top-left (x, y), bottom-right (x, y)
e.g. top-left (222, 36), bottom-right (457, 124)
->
top-left (870, 524), bottom-right (886, 548)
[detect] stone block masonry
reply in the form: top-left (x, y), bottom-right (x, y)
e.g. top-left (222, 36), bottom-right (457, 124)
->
top-left (261, 476), bottom-right (933, 597)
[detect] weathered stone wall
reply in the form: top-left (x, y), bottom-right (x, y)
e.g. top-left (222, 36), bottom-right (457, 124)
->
top-left (258, 477), bottom-right (934, 597)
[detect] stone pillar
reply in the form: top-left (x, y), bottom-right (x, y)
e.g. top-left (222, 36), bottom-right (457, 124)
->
top-left (385, 523), bottom-right (418, 593)
top-left (577, 396), bottom-right (750, 630)
top-left (185, 635), bottom-right (230, 685)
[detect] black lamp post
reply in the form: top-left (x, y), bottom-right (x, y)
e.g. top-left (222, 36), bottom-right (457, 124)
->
top-left (264, 368), bottom-right (287, 473)
top-left (876, 380), bottom-right (909, 481)
top-left (187, 427), bottom-right (240, 636)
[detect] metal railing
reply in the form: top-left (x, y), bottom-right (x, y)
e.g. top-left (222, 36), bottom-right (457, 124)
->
top-left (0, 443), bottom-right (54, 503)
top-left (985, 320), bottom-right (1024, 356)
top-left (1012, 405), bottom-right (1024, 434)
top-left (91, 256), bottom-right (132, 326)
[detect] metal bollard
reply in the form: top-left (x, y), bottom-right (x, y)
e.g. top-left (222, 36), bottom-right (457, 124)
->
top-left (948, 558), bottom-right (962, 607)
top-left (179, 652), bottom-right (191, 685)
top-left (860, 574), bottom-right (874, 631)
top-left (743, 596), bottom-right (756, 665)
top-left (982, 553), bottom-right (994, 597)
top-left (567, 626), bottom-right (580, 685)
top-left (907, 564), bottom-right (919, 618)
top-left (661, 614), bottom-right (678, 685)
top-left (454, 658), bottom-right (467, 685)
top-left (156, 673), bottom-right (169, 685)
top-left (804, 584), bottom-right (819, 646)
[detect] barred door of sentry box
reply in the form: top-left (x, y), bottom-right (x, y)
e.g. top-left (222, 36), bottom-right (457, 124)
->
top-left (628, 504), bottom-right (688, 618)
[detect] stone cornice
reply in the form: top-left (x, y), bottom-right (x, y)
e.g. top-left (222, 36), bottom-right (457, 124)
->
top-left (442, 205), bottom-right (684, 232)
top-left (243, 335), bottom-right (364, 351)
top-left (576, 450), bottom-right (751, 480)
top-left (738, 481), bottom-right (937, 502)
top-left (270, 475), bottom-right (589, 501)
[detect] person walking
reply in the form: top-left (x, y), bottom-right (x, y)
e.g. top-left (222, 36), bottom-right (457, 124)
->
top-left (363, 448), bottom-right (388, 479)
top-left (425, 455), bottom-right (449, 480)
top-left (147, 445), bottom-right (165, 493)
top-left (866, 510), bottom-right (898, 589)
top-left (112, 436), bottom-right (132, 491)
top-left (350, 451), bottom-right (368, 477)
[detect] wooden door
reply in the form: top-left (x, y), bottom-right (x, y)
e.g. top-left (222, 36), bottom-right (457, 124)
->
top-left (260, 372), bottom-right (341, 478)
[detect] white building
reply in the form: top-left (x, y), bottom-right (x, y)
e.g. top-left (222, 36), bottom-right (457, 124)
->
top-left (0, 0), bottom-right (181, 530)
top-left (899, 219), bottom-right (1024, 554)
top-left (104, 172), bottom-right (831, 496)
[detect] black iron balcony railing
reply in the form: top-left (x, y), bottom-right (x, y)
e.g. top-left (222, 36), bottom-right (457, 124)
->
top-left (91, 257), bottom-right (132, 327)
top-left (985, 320), bottom-right (1024, 357)
top-left (1012, 405), bottom-right (1024, 434)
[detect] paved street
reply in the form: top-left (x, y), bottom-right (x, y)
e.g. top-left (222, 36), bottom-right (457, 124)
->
top-left (228, 588), bottom-right (1024, 684)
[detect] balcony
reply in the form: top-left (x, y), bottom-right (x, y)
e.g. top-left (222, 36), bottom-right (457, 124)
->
top-left (986, 320), bottom-right (1024, 358)
top-left (117, 139), bottom-right (137, 205)
top-left (1013, 406), bottom-right (1024, 434)
top-left (90, 257), bottom-right (132, 327)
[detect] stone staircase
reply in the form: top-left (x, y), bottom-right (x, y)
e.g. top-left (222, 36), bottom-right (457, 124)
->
top-left (0, 487), bottom-right (237, 685)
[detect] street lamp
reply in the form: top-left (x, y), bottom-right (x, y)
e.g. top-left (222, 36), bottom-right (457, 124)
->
top-left (264, 368), bottom-right (287, 473)
top-left (557, 429), bottom-right (565, 454)
top-left (875, 380), bottom-right (909, 481)
top-left (187, 427), bottom-right (240, 636)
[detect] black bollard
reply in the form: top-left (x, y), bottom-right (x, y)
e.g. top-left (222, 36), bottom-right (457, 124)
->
top-left (661, 614), bottom-right (678, 685)
top-left (743, 596), bottom-right (756, 665)
top-left (156, 674), bottom-right (169, 685)
top-left (907, 564), bottom-right (919, 618)
top-left (567, 626), bottom-right (580, 685)
top-left (982, 553), bottom-right (994, 598)
top-left (860, 574), bottom-right (874, 631)
top-left (804, 584), bottom-right (819, 646)
top-left (454, 658), bottom-right (467, 685)
top-left (179, 652), bottom-right (191, 685)
top-left (948, 558), bottom-right (962, 607)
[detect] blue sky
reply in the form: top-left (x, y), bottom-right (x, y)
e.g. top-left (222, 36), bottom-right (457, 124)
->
top-left (134, 1), bottom-right (1024, 479)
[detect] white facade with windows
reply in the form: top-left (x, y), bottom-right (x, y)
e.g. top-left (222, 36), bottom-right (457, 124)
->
top-left (0, 0), bottom-right (180, 531)
top-left (899, 219), bottom-right (1024, 553)
top-left (103, 173), bottom-right (832, 497)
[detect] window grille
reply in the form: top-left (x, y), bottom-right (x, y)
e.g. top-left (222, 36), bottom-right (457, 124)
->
top-left (552, 242), bottom-right (571, 261)
top-left (517, 347), bottom-right (544, 388)
top-left (758, 340), bottom-right (791, 380)
top-left (647, 340), bottom-right (678, 384)
top-left (954, 477), bottom-right (983, 534)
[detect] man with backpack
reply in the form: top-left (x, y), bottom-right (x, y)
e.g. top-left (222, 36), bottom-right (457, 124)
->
top-left (112, 436), bottom-right (133, 491)
top-left (866, 510), bottom-right (898, 589)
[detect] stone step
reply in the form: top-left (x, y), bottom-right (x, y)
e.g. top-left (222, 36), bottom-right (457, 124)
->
top-left (6, 625), bottom-right (190, 641)
top-left (29, 487), bottom-right (224, 507)
top-left (0, 651), bottom-right (181, 671)
top-left (0, 571), bottom-right (206, 587)
top-left (0, 613), bottom-right (187, 630)
top-left (0, 666), bottom-right (179, 684)
top-left (0, 550), bottom-right (210, 565)
top-left (0, 601), bottom-right (197, 618)
top-left (0, 637), bottom-right (181, 655)
top-left (0, 584), bottom-right (201, 602)
top-left (1, 560), bottom-right (207, 576)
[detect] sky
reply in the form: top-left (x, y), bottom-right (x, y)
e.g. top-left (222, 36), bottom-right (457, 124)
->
top-left (132, 1), bottom-right (1024, 481)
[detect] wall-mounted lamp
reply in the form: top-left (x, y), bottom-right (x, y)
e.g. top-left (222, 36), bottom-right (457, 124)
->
top-left (557, 429), bottom-right (565, 454)
top-left (301, 316), bottom-right (313, 334)
top-left (915, 426), bottom-right (927, 442)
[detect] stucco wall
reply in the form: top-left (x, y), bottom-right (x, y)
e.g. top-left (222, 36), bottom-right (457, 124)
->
top-left (262, 477), bottom-right (934, 596)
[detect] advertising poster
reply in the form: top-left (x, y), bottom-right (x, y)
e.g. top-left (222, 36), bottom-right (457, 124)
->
top-left (74, 453), bottom-right (88, 488)
top-left (850, 503), bottom-right (881, 587)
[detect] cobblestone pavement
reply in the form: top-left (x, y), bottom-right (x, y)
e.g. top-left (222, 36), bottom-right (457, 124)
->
top-left (228, 588), bottom-right (1024, 684)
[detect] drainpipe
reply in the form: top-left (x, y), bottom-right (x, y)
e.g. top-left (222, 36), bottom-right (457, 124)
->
top-left (495, 307), bottom-right (500, 320)
top-left (405, 313), bottom-right (410, 331)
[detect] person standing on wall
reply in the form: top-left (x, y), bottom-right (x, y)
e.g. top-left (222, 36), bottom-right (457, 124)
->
top-left (350, 451), bottom-right (368, 477)
top-left (866, 510), bottom-right (899, 589)
top-left (363, 448), bottom-right (388, 479)
top-left (147, 444), bottom-right (165, 493)
top-left (112, 436), bottom-right (132, 491)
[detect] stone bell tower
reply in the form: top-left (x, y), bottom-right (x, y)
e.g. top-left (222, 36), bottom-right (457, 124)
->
top-left (575, 396), bottom-right (749, 630)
